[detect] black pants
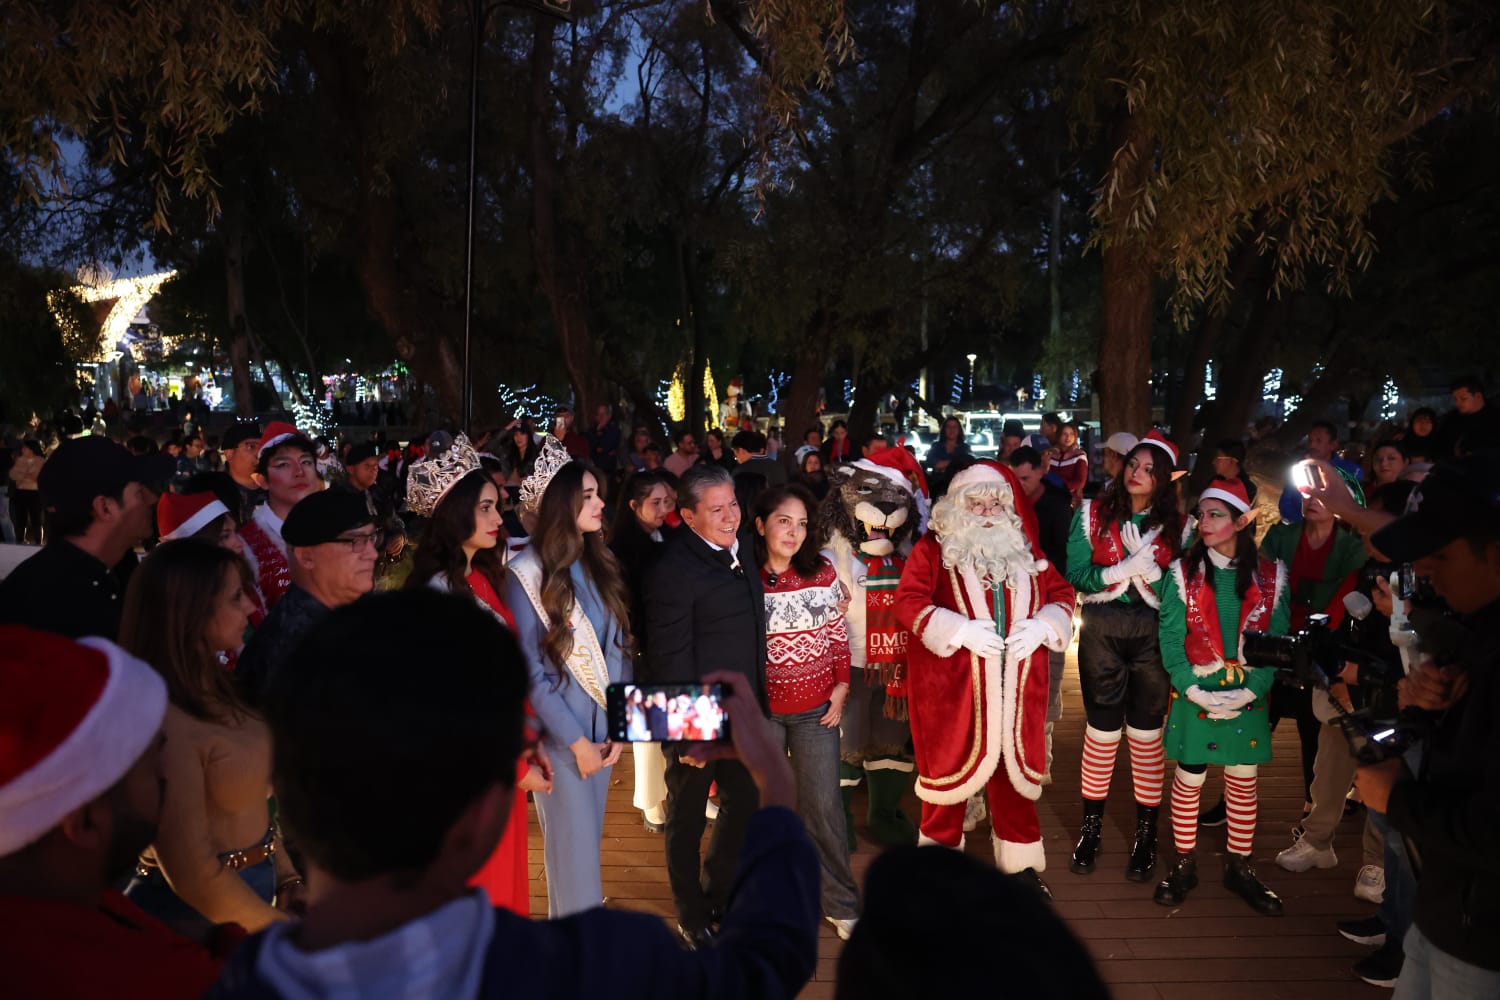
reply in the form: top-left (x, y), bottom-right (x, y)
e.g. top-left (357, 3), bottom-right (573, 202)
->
top-left (12, 489), bottom-right (41, 544)
top-left (1078, 601), bottom-right (1171, 731)
top-left (1268, 683), bottom-right (1319, 802)
top-left (663, 749), bottom-right (759, 931)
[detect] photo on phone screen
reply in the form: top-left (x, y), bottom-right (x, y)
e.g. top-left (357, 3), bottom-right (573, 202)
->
top-left (607, 682), bottom-right (730, 743)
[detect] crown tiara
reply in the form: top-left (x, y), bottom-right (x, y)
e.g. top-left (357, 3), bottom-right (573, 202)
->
top-left (404, 433), bottom-right (483, 516)
top-left (519, 434), bottom-right (573, 512)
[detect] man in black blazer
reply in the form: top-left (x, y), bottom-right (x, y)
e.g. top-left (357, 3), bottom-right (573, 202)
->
top-left (646, 692), bottom-right (671, 741)
top-left (646, 464), bottom-right (768, 947)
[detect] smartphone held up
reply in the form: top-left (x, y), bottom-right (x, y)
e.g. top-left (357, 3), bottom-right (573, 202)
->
top-left (608, 682), bottom-right (730, 743)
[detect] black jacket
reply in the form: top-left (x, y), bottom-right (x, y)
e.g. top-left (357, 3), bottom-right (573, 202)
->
top-left (1386, 599), bottom-right (1500, 970)
top-left (644, 528), bottom-right (769, 713)
top-left (0, 540), bottom-right (135, 640)
top-left (1027, 483), bottom-right (1072, 576)
top-left (609, 515), bottom-right (671, 657)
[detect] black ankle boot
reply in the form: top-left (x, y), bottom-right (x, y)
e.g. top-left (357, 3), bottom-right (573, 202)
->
top-left (1153, 851), bottom-right (1198, 906)
top-left (1125, 804), bottom-right (1159, 882)
top-left (1069, 799), bottom-right (1105, 874)
top-left (1224, 855), bottom-right (1284, 915)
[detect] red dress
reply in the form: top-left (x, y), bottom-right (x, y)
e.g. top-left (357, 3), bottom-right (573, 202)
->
top-left (466, 570), bottom-right (532, 916)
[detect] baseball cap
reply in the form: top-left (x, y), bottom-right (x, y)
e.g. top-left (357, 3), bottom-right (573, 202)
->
top-left (38, 437), bottom-right (175, 520)
top-left (280, 487), bottom-right (375, 548)
top-left (1370, 451), bottom-right (1500, 562)
top-left (1104, 431), bottom-right (1138, 456)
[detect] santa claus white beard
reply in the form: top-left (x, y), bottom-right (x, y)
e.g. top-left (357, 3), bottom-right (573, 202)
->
top-left (930, 496), bottom-right (1041, 585)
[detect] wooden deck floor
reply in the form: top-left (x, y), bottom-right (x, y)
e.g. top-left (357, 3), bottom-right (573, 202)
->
top-left (527, 642), bottom-right (1385, 999)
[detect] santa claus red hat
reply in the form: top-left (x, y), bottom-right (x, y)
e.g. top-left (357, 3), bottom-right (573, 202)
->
top-left (257, 421), bottom-right (307, 457)
top-left (157, 492), bottom-right (230, 541)
top-left (1136, 429), bottom-right (1178, 467)
top-left (1199, 477), bottom-right (1252, 515)
top-left (0, 627), bottom-right (167, 856)
top-left (943, 460), bottom-right (1045, 566)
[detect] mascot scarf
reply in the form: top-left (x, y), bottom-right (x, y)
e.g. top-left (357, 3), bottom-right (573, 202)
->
top-left (862, 554), bottom-right (910, 719)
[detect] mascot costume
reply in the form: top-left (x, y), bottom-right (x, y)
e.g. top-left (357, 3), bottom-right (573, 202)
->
top-left (893, 460), bottom-right (1074, 893)
top-left (819, 443), bottom-right (929, 849)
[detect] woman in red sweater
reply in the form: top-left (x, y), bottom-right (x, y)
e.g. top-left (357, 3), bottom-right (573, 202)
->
top-left (753, 483), bottom-right (861, 940)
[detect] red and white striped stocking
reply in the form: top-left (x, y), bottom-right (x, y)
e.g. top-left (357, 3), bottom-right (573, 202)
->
top-left (1169, 766), bottom-right (1207, 853)
top-left (1125, 726), bottom-right (1165, 807)
top-left (1224, 764), bottom-right (1259, 857)
top-left (1080, 726), bottom-right (1122, 802)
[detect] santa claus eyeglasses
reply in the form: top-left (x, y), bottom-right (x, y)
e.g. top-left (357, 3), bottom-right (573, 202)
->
top-left (964, 495), bottom-right (1007, 516)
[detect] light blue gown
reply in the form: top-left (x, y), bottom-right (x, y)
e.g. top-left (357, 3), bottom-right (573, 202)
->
top-left (503, 560), bottom-right (631, 918)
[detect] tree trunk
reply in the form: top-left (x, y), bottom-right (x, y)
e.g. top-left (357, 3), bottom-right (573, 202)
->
top-left (529, 19), bottom-right (607, 421)
top-left (1188, 290), bottom-right (1289, 495)
top-left (679, 234), bottom-right (709, 438)
top-left (1097, 112), bottom-right (1156, 436)
top-left (221, 204), bottom-right (258, 419)
top-left (782, 313), bottom-right (831, 447)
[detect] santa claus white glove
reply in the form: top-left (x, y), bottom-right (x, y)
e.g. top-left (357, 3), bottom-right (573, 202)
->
top-left (957, 620), bottom-right (1006, 660)
top-left (1185, 685), bottom-right (1227, 711)
top-left (1102, 544), bottom-right (1159, 586)
top-left (1120, 522), bottom-right (1162, 555)
top-left (1003, 618), bottom-right (1050, 661)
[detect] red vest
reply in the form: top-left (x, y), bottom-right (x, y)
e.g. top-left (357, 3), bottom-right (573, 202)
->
top-left (1176, 554), bottom-right (1283, 671)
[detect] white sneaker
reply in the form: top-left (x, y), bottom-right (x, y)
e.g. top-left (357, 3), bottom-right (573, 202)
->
top-left (962, 794), bottom-right (988, 833)
top-left (704, 799), bottom-right (719, 822)
top-left (1354, 864), bottom-right (1386, 904)
top-left (827, 916), bottom-right (857, 941)
top-left (1276, 831), bottom-right (1338, 872)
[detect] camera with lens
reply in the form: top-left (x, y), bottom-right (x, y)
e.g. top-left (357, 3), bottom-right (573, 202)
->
top-left (1242, 613), bottom-right (1343, 690)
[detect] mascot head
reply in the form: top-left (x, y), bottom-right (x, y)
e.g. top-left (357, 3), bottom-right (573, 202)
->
top-left (819, 445), bottom-right (927, 557)
top-left (929, 461), bottom-right (1046, 581)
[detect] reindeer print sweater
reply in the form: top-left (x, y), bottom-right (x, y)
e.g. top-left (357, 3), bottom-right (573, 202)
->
top-left (760, 559), bottom-right (853, 714)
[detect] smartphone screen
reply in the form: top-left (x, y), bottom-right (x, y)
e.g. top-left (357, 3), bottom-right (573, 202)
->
top-left (607, 682), bottom-right (730, 743)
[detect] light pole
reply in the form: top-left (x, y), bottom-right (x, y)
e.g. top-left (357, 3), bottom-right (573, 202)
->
top-left (462, 0), bottom-right (573, 433)
top-left (966, 353), bottom-right (977, 407)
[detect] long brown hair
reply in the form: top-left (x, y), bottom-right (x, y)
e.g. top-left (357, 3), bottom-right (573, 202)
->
top-left (407, 469), bottom-right (505, 599)
top-left (1092, 442), bottom-right (1184, 557)
top-left (533, 462), bottom-right (634, 672)
top-left (118, 539), bottom-right (254, 724)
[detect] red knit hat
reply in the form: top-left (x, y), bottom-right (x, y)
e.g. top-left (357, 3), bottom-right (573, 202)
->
top-left (1137, 430), bottom-right (1179, 467)
top-left (0, 627), bottom-right (167, 856)
top-left (257, 421), bottom-right (306, 457)
top-left (157, 492), bottom-right (230, 541)
top-left (1200, 477), bottom-right (1252, 515)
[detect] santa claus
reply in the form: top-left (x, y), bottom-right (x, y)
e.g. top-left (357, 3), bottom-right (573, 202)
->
top-left (894, 460), bottom-right (1075, 893)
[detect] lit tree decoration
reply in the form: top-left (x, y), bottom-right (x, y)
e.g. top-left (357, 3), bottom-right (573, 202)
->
top-left (767, 370), bottom-right (791, 414)
top-left (704, 360), bottom-right (720, 429)
top-left (48, 267), bottom-right (176, 362)
top-left (291, 395), bottom-right (333, 437)
top-left (1263, 368), bottom-right (1284, 401)
top-left (1204, 360), bottom-right (1217, 401)
top-left (1283, 394), bottom-right (1302, 416)
top-left (494, 383), bottom-right (561, 422)
top-left (666, 365), bottom-right (687, 422)
top-left (1380, 376), bottom-right (1400, 422)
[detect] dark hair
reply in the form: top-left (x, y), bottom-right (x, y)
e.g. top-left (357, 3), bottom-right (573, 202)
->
top-left (1215, 438), bottom-right (1246, 464)
top-left (941, 416), bottom-right (964, 441)
top-left (804, 427), bottom-right (823, 443)
top-left (1368, 438), bottom-right (1406, 473)
top-left (262, 590), bottom-right (527, 883)
top-left (830, 419), bottom-right (848, 432)
top-left (799, 450), bottom-right (823, 474)
top-left (1061, 421), bottom-right (1080, 435)
top-left (731, 430), bottom-right (767, 453)
top-left (836, 846), bottom-right (1108, 1000)
top-left (406, 470), bottom-right (505, 602)
top-left (1369, 480), bottom-right (1415, 516)
top-left (531, 463), bottom-right (633, 674)
top-left (1308, 419), bottom-right (1339, 442)
top-left (255, 435), bottom-right (317, 477)
top-left (1185, 497), bottom-right (1258, 600)
top-left (1008, 445), bottom-right (1044, 469)
top-left (118, 540), bottom-right (254, 724)
top-left (1041, 411), bottom-right (1062, 427)
top-left (864, 434), bottom-right (889, 452)
top-left (21, 438), bottom-right (43, 457)
top-left (675, 427), bottom-right (697, 447)
top-left (1450, 375), bottom-right (1484, 395)
top-left (1002, 419), bottom-right (1025, 438)
top-left (706, 428), bottom-right (726, 447)
top-left (752, 484), bottom-right (824, 579)
top-left (46, 482), bottom-right (126, 538)
top-left (679, 463), bottom-right (735, 510)
top-left (643, 443), bottom-right (663, 457)
top-left (1092, 443), bottom-right (1184, 555)
top-left (611, 470), bottom-right (675, 542)
top-left (182, 471), bottom-right (243, 520)
top-left (1408, 407), bottom-right (1437, 431)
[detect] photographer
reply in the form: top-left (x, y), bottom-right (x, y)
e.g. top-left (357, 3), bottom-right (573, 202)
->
top-left (1352, 452), bottom-right (1500, 999)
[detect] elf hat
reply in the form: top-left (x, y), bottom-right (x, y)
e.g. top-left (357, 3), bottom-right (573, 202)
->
top-left (258, 421), bottom-right (307, 458)
top-left (0, 627), bottom-right (167, 856)
top-left (1199, 477), bottom-right (1252, 515)
top-left (1136, 430), bottom-right (1179, 468)
top-left (157, 492), bottom-right (230, 541)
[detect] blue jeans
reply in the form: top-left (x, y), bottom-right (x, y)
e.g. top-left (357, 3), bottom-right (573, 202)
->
top-left (770, 702), bottom-right (859, 920)
top-left (1395, 924), bottom-right (1500, 999)
top-left (1368, 807), bottom-right (1416, 947)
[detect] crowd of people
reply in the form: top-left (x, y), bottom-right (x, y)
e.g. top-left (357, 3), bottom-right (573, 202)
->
top-left (1, 374), bottom-right (1498, 999)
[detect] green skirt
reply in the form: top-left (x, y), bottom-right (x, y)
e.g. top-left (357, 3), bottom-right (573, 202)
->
top-left (1163, 689), bottom-right (1273, 766)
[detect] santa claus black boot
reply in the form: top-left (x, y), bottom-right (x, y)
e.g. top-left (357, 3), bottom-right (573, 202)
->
top-left (1153, 852), bottom-right (1198, 906)
top-left (1124, 804), bottom-right (1159, 882)
top-left (1224, 855), bottom-right (1284, 916)
top-left (1069, 799), bottom-right (1105, 874)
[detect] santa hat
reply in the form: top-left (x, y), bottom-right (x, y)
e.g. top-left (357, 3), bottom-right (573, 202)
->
top-left (0, 627), bottom-right (167, 856)
top-left (257, 421), bottom-right (306, 457)
top-left (944, 460), bottom-right (1045, 568)
top-left (157, 492), bottom-right (230, 541)
top-left (864, 441), bottom-right (930, 500)
top-left (1136, 430), bottom-right (1178, 467)
top-left (1199, 478), bottom-right (1252, 515)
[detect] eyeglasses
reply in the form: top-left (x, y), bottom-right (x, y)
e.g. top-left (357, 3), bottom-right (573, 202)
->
top-left (965, 497), bottom-right (1007, 516)
top-left (333, 529), bottom-right (385, 553)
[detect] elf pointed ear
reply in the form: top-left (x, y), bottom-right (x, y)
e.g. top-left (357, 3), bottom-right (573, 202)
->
top-left (1234, 510), bottom-right (1256, 532)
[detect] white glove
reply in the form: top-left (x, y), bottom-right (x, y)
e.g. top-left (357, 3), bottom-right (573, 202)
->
top-left (957, 620), bottom-right (1005, 660)
top-left (1120, 522), bottom-right (1162, 555)
top-left (1215, 688), bottom-right (1257, 712)
top-left (1004, 618), bottom-right (1050, 661)
top-left (1102, 544), bottom-right (1159, 586)
top-left (1184, 685), bottom-right (1226, 711)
